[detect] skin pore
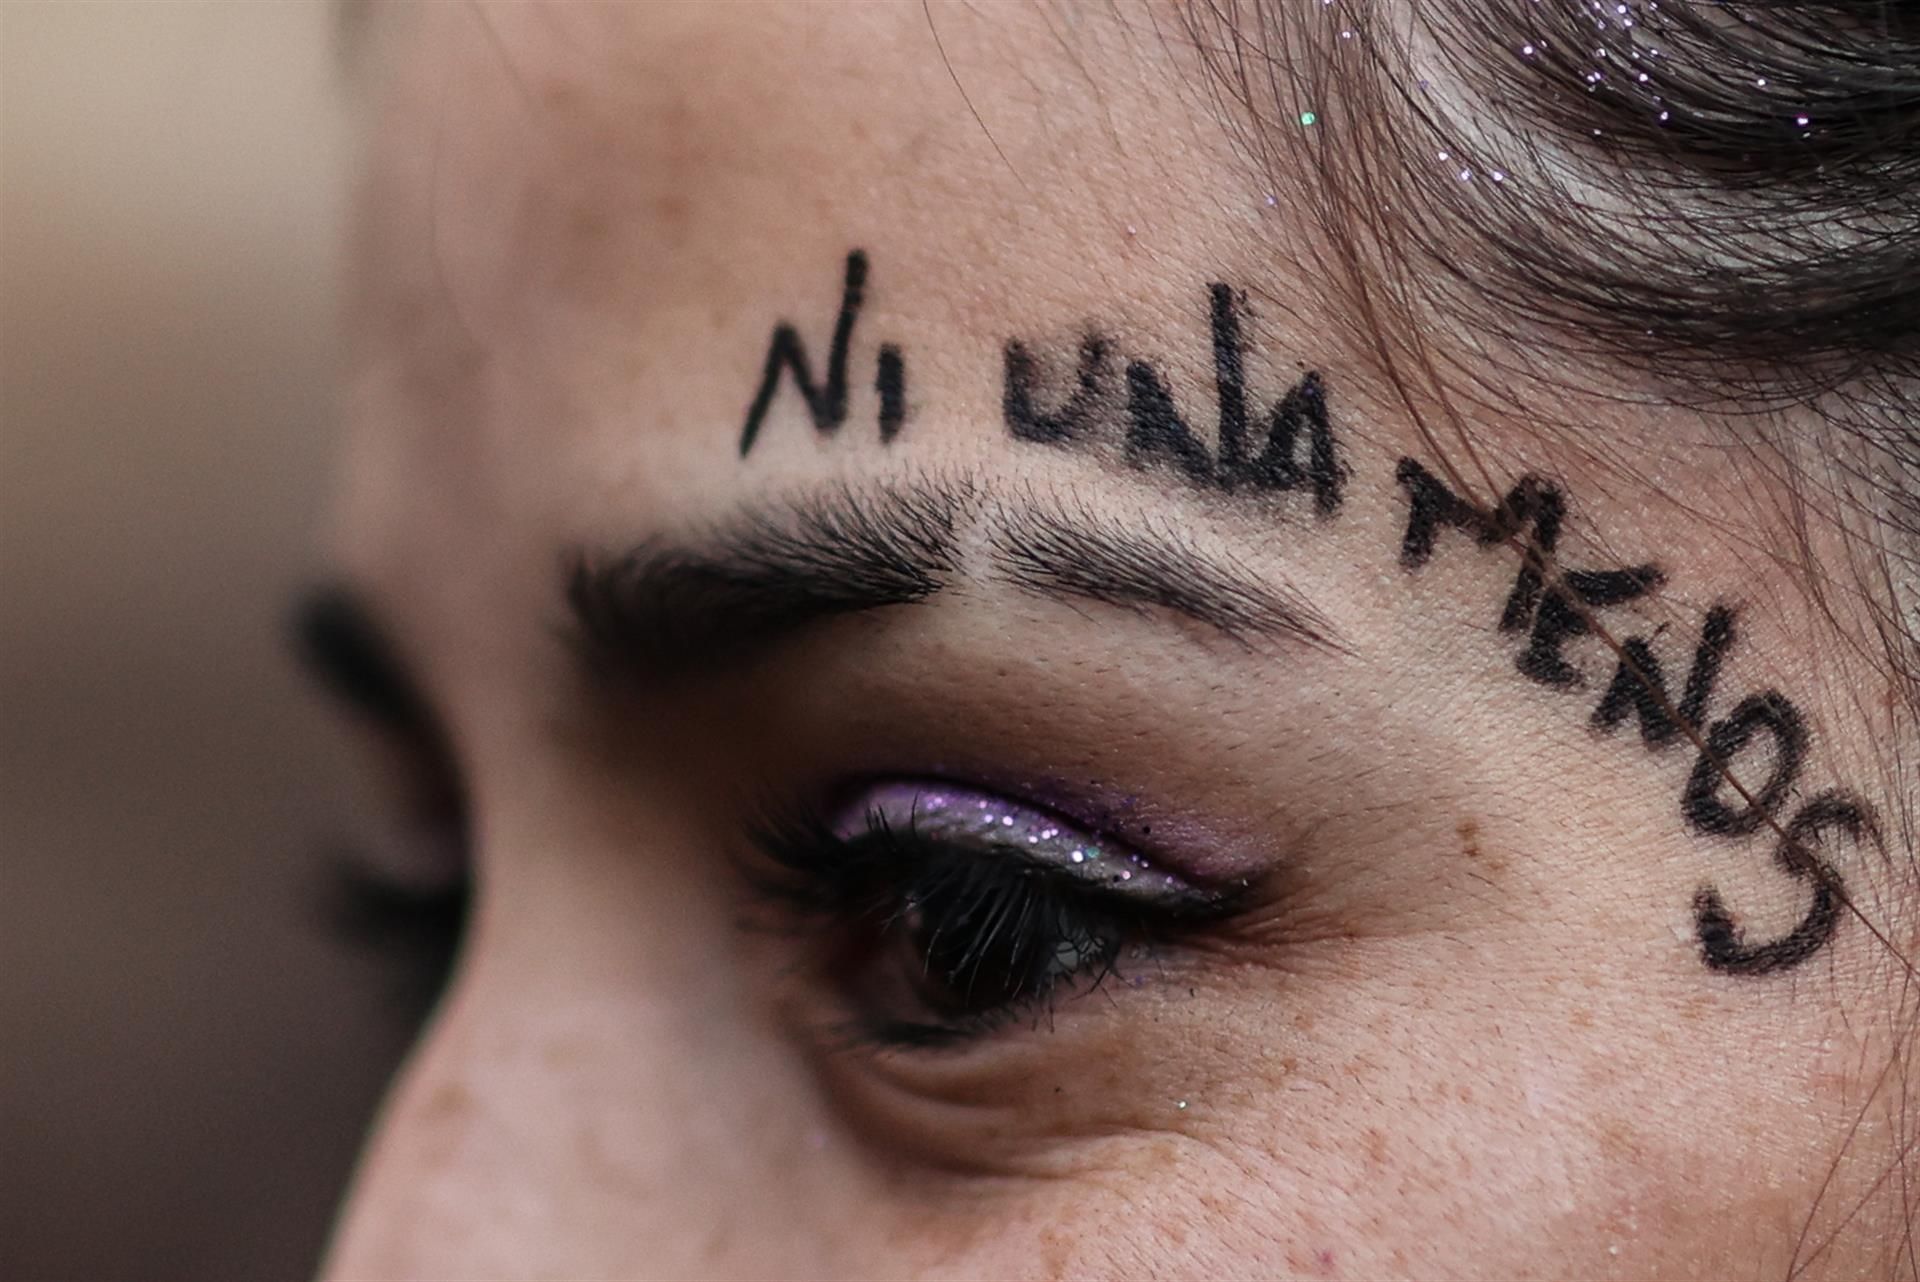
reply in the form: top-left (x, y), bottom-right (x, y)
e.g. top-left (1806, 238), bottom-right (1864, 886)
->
top-left (320, 3), bottom-right (1915, 1278)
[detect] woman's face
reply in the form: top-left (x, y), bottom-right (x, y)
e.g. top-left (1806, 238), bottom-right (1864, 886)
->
top-left (320, 4), bottom-right (1910, 1277)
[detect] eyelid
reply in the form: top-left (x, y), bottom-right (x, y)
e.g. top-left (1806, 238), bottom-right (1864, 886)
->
top-left (752, 779), bottom-right (1251, 1050)
top-left (841, 781), bottom-right (1208, 906)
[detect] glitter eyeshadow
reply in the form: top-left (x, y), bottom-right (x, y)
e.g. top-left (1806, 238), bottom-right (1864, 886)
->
top-left (835, 781), bottom-right (1189, 897)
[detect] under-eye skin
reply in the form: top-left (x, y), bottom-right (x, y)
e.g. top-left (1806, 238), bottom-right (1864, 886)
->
top-left (748, 781), bottom-right (1249, 1049)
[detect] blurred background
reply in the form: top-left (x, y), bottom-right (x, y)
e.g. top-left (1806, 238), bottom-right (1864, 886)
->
top-left (1, 4), bottom-right (436, 1276)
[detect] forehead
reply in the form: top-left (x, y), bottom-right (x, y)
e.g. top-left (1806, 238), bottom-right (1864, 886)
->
top-left (335, 3), bottom-right (1348, 594)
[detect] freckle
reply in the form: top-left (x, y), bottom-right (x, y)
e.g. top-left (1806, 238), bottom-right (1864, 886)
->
top-left (651, 193), bottom-right (691, 231)
top-left (1598, 1118), bottom-right (1641, 1162)
top-left (1571, 1007), bottom-right (1594, 1028)
top-left (1456, 818), bottom-right (1482, 858)
top-left (1365, 1127), bottom-right (1389, 1166)
top-left (422, 1079), bottom-right (474, 1126)
top-left (568, 206), bottom-right (610, 243)
top-left (1037, 1225), bottom-right (1072, 1277)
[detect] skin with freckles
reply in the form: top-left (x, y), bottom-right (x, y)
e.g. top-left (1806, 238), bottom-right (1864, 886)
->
top-left (320, 4), bottom-right (1914, 1279)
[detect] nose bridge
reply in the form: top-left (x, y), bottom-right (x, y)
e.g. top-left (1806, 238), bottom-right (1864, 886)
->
top-left (323, 823), bottom-right (837, 1278)
top-left (494, 824), bottom-right (829, 1265)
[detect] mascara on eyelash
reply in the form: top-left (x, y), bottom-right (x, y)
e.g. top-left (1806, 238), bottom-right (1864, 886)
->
top-left (746, 778), bottom-right (1261, 1048)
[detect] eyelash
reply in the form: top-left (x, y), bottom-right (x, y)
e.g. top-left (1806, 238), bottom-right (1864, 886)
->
top-left (745, 796), bottom-right (1244, 1049)
top-left (322, 846), bottom-right (470, 1015)
top-left (292, 589), bottom-right (473, 997)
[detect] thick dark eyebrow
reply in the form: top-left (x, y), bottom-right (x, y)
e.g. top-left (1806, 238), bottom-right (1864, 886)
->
top-left (987, 488), bottom-right (1342, 652)
top-left (565, 479), bottom-right (969, 675)
top-left (564, 475), bottom-right (1345, 678)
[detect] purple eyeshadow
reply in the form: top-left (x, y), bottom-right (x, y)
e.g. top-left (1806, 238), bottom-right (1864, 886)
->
top-left (833, 780), bottom-right (1191, 897)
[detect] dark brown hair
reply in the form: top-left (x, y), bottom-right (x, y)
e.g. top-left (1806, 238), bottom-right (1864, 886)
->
top-left (1189, 0), bottom-right (1920, 609)
top-left (1188, 3), bottom-right (1920, 1272)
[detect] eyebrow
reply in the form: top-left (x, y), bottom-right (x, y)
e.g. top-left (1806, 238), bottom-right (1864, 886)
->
top-left (989, 487), bottom-right (1340, 650)
top-left (564, 475), bottom-right (1346, 679)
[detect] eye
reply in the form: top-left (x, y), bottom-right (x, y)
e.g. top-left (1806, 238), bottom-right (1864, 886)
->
top-left (749, 781), bottom-right (1247, 1048)
top-left (291, 586), bottom-right (471, 1004)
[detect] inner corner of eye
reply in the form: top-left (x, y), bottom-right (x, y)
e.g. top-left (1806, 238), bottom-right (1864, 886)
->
top-left (830, 779), bottom-right (1188, 895)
